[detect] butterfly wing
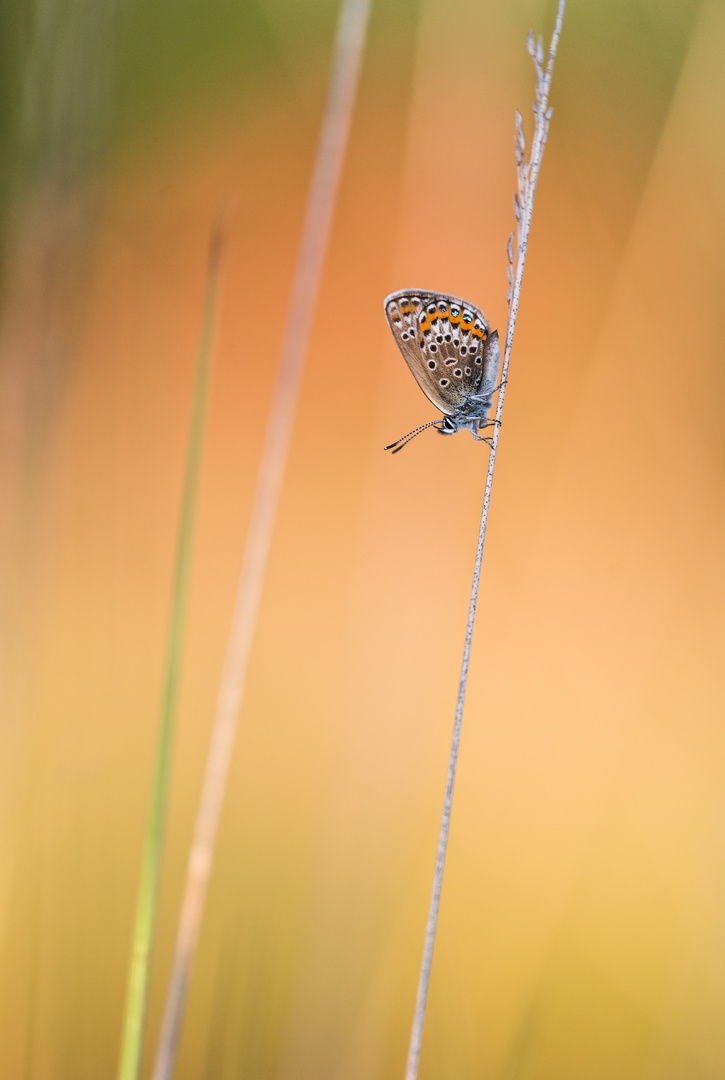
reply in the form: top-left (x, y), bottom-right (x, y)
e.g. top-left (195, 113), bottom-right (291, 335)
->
top-left (384, 289), bottom-right (493, 417)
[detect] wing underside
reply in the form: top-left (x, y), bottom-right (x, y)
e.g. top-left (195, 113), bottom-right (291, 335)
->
top-left (384, 289), bottom-right (492, 416)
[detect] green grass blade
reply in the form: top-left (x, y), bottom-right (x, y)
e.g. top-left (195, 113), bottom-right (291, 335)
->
top-left (116, 203), bottom-right (233, 1080)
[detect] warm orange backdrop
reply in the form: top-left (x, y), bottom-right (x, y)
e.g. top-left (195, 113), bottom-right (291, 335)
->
top-left (1, 1), bottom-right (724, 1077)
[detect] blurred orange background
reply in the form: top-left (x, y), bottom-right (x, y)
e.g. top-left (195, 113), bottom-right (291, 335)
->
top-left (1, 0), bottom-right (724, 1077)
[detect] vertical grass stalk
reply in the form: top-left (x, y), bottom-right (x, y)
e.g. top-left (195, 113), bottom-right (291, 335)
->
top-left (150, 2), bottom-right (373, 1077)
top-left (403, 5), bottom-right (566, 1079)
top-left (116, 203), bottom-right (233, 1080)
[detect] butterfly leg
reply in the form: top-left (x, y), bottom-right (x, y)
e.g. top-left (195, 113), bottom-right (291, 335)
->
top-left (475, 417), bottom-right (501, 432)
top-left (471, 432), bottom-right (494, 447)
top-left (471, 417), bottom-right (499, 446)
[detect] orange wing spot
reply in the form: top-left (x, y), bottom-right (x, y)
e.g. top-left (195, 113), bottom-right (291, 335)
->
top-left (419, 316), bottom-right (430, 331)
top-left (400, 300), bottom-right (412, 315)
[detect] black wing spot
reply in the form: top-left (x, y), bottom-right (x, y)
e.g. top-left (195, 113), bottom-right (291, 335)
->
top-left (453, 368), bottom-right (462, 378)
top-left (437, 301), bottom-right (447, 312)
top-left (436, 335), bottom-right (443, 343)
top-left (401, 332), bottom-right (409, 340)
top-left (460, 346), bottom-right (467, 355)
top-left (430, 344), bottom-right (437, 353)
top-left (426, 303), bottom-right (436, 314)
top-left (439, 378), bottom-right (450, 388)
top-left (427, 360), bottom-right (436, 370)
top-left (465, 367), bottom-right (472, 376)
top-left (475, 356), bottom-right (482, 364)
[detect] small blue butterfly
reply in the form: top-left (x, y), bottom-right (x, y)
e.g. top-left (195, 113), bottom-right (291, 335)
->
top-left (384, 289), bottom-right (500, 453)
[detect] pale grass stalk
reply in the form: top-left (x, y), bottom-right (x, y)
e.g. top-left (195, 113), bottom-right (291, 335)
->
top-left (116, 201), bottom-right (233, 1080)
top-left (403, 5), bottom-right (566, 1079)
top-left (150, 1), bottom-right (373, 1076)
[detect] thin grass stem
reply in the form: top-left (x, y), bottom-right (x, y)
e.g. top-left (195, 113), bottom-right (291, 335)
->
top-left (149, 2), bottom-right (373, 1077)
top-left (403, 5), bottom-right (566, 1078)
top-left (115, 201), bottom-right (234, 1080)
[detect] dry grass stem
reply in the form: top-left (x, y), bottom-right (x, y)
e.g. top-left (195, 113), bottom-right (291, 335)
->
top-left (149, 2), bottom-right (373, 1077)
top-left (403, 5), bottom-right (566, 1079)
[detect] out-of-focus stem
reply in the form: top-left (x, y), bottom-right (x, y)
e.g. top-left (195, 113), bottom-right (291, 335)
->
top-left (150, 2), bottom-right (373, 1078)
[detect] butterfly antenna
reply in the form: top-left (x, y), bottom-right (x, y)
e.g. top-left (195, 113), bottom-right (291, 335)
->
top-left (384, 419), bottom-right (442, 454)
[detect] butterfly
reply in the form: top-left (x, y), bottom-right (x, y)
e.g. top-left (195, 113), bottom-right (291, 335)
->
top-left (383, 289), bottom-right (500, 453)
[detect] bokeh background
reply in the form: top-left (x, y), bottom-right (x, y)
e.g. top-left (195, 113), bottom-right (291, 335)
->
top-left (1, 0), bottom-right (724, 1077)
